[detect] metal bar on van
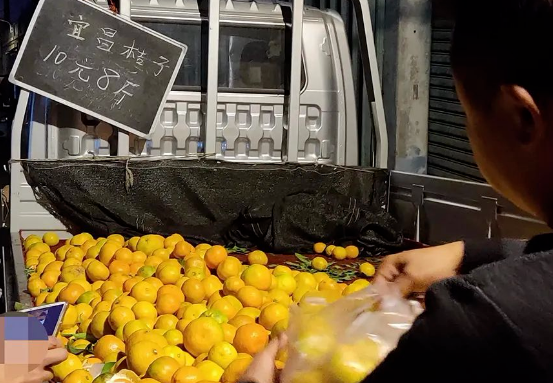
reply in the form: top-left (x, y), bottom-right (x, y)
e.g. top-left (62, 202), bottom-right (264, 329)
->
top-left (205, 0), bottom-right (220, 156)
top-left (119, 0), bottom-right (131, 17)
top-left (118, 0), bottom-right (131, 157)
top-left (287, 0), bottom-right (304, 163)
top-left (10, 90), bottom-right (30, 160)
top-left (352, 0), bottom-right (388, 168)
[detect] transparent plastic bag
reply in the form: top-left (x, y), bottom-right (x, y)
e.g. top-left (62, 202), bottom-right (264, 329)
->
top-left (281, 284), bottom-right (423, 383)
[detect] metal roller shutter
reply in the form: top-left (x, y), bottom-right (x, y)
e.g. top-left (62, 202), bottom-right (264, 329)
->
top-left (428, 13), bottom-right (485, 182)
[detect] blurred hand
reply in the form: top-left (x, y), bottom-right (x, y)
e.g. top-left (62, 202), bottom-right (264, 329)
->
top-left (240, 336), bottom-right (287, 383)
top-left (14, 336), bottom-right (68, 383)
top-left (374, 241), bottom-right (465, 296)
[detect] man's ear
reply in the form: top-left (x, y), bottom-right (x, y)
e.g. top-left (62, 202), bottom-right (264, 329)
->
top-left (500, 85), bottom-right (545, 146)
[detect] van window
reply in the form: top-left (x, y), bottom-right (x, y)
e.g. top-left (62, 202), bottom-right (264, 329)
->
top-left (138, 20), bottom-right (305, 93)
top-left (219, 26), bottom-right (287, 92)
top-left (138, 21), bottom-right (202, 89)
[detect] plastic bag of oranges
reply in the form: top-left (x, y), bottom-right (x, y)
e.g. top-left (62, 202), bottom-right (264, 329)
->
top-left (281, 284), bottom-right (422, 383)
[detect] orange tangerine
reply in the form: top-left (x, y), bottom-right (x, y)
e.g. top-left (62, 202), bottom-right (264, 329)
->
top-left (241, 265), bottom-right (272, 291)
top-left (152, 248), bottom-right (171, 261)
top-left (109, 260), bottom-right (131, 275)
top-left (155, 314), bottom-right (179, 330)
top-left (204, 246), bottom-right (227, 270)
top-left (222, 276), bottom-right (245, 296)
top-left (228, 315), bottom-right (254, 329)
top-left (258, 303), bottom-right (289, 331)
top-left (123, 319), bottom-right (150, 341)
top-left (184, 257), bottom-right (205, 270)
top-left (158, 259), bottom-right (181, 270)
top-left (89, 311), bottom-right (113, 339)
top-left (145, 277), bottom-right (164, 290)
top-left (158, 285), bottom-right (185, 300)
top-left (60, 265), bottom-right (86, 283)
top-left (138, 266), bottom-right (157, 279)
top-left (107, 234), bottom-right (125, 245)
top-left (103, 288), bottom-right (123, 303)
top-left (93, 334), bottom-right (125, 360)
top-left (171, 366), bottom-right (202, 383)
top-left (43, 232), bottom-right (60, 247)
top-left (41, 270), bottom-right (61, 289)
top-left (62, 258), bottom-right (82, 269)
top-left (164, 329), bottom-right (184, 347)
top-left (202, 276), bottom-right (223, 298)
top-left (112, 294), bottom-right (138, 309)
top-left (181, 279), bottom-right (205, 304)
top-left (130, 263), bottom-right (143, 275)
top-left (196, 360), bottom-right (224, 382)
top-left (156, 264), bottom-right (182, 285)
top-left (109, 272), bottom-right (130, 286)
top-left (127, 237), bottom-right (140, 252)
top-left (233, 323), bottom-right (268, 355)
top-left (29, 242), bottom-right (50, 254)
top-left (164, 234), bottom-right (185, 249)
top-left (92, 281), bottom-right (104, 291)
top-left (220, 357), bottom-right (252, 383)
top-left (176, 303), bottom-right (192, 319)
top-left (136, 235), bottom-right (165, 257)
top-left (65, 247), bottom-right (85, 261)
top-left (132, 251), bottom-right (148, 264)
top-left (182, 317), bottom-right (224, 357)
top-left (221, 323), bottom-right (237, 344)
top-left (247, 251), bottom-right (268, 266)
top-left (236, 286), bottom-right (262, 308)
top-left (183, 267), bottom-right (205, 281)
top-left (58, 283), bottom-right (86, 305)
top-left (80, 239), bottom-right (97, 254)
top-left (145, 256), bottom-right (164, 269)
top-left (132, 301), bottom-right (158, 320)
top-left (126, 340), bottom-right (163, 377)
top-left (99, 241), bottom-right (121, 265)
top-left (211, 297), bottom-right (239, 320)
top-left (130, 281), bottom-right (158, 304)
top-left (173, 241), bottom-right (193, 259)
top-left (108, 306), bottom-right (136, 331)
top-left (216, 257), bottom-right (242, 281)
top-left (100, 281), bottom-right (120, 294)
top-left (207, 292), bottom-right (222, 309)
top-left (86, 260), bottom-right (110, 282)
top-left (156, 294), bottom-right (182, 316)
top-left (85, 245), bottom-right (102, 260)
top-left (82, 259), bottom-right (95, 269)
top-left (176, 319), bottom-right (192, 333)
top-left (146, 356), bottom-right (180, 383)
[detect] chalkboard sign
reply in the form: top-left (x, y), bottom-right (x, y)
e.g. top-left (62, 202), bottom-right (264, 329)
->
top-left (9, 0), bottom-right (187, 137)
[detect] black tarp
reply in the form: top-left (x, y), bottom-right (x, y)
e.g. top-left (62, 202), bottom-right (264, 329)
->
top-left (20, 159), bottom-right (403, 256)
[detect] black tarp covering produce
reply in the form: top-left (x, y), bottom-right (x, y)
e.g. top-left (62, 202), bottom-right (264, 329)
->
top-left (20, 159), bottom-right (403, 256)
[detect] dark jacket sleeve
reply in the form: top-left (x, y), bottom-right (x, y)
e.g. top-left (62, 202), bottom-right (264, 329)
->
top-left (459, 239), bottom-right (527, 274)
top-left (363, 277), bottom-right (533, 383)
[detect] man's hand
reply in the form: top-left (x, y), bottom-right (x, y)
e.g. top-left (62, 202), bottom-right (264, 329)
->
top-left (239, 336), bottom-right (287, 383)
top-left (14, 336), bottom-right (68, 383)
top-left (374, 241), bottom-right (465, 296)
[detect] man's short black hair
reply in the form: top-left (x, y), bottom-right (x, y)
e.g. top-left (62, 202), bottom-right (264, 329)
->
top-left (451, 0), bottom-right (553, 107)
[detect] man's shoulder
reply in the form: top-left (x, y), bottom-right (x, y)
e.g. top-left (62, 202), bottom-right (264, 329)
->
top-left (439, 248), bottom-right (553, 318)
top-left (466, 247), bottom-right (553, 298)
top-left (428, 250), bottom-right (553, 375)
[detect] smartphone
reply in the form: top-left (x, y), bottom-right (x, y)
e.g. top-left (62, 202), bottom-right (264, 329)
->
top-left (20, 302), bottom-right (68, 336)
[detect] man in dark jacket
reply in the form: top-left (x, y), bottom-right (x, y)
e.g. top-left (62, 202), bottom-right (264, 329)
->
top-left (240, 0), bottom-right (553, 381)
